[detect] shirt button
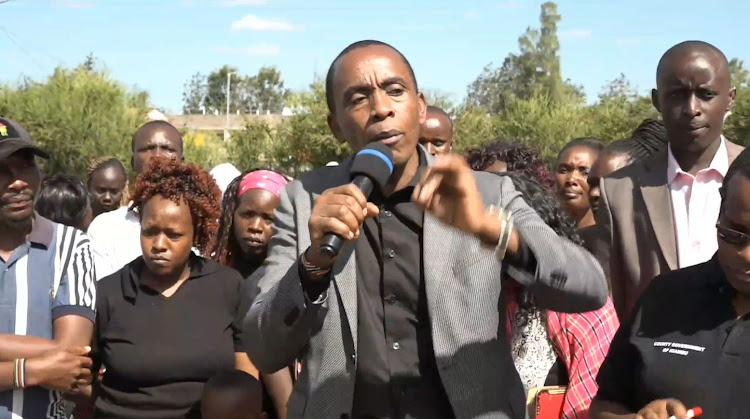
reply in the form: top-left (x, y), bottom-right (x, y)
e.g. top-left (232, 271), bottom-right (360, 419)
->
top-left (386, 294), bottom-right (397, 304)
top-left (387, 249), bottom-right (396, 258)
top-left (384, 210), bottom-right (393, 218)
top-left (392, 342), bottom-right (400, 350)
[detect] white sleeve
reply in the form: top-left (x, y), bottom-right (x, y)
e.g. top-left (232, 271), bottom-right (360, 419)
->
top-left (87, 216), bottom-right (116, 280)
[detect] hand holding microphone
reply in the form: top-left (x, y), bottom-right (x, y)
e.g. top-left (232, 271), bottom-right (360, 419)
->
top-left (305, 143), bottom-right (394, 273)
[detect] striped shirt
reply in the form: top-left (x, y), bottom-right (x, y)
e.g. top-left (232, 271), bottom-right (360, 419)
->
top-left (0, 215), bottom-right (96, 419)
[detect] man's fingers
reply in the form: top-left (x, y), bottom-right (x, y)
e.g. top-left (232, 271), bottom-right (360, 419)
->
top-left (365, 203), bottom-right (380, 219)
top-left (328, 184), bottom-right (368, 209)
top-left (315, 217), bottom-right (358, 240)
top-left (77, 356), bottom-right (93, 368)
top-left (317, 205), bottom-right (363, 234)
top-left (414, 171), bottom-right (444, 207)
top-left (665, 400), bottom-right (687, 417)
top-left (67, 346), bottom-right (90, 356)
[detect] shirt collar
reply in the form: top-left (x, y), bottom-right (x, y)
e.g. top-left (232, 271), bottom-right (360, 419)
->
top-left (122, 253), bottom-right (219, 301)
top-left (407, 146), bottom-right (428, 189)
top-left (29, 213), bottom-right (55, 248)
top-left (667, 135), bottom-right (729, 184)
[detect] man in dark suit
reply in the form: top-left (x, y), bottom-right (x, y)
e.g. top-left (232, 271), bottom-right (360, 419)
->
top-left (596, 40), bottom-right (743, 319)
top-left (245, 40), bottom-right (607, 419)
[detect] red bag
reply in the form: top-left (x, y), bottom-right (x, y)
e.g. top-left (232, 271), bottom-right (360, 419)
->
top-left (528, 386), bottom-right (566, 419)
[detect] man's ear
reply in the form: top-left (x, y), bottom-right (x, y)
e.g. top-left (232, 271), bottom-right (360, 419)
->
top-left (651, 89), bottom-right (661, 112)
top-left (327, 113), bottom-right (346, 144)
top-left (727, 87), bottom-right (737, 113)
top-left (417, 92), bottom-right (427, 125)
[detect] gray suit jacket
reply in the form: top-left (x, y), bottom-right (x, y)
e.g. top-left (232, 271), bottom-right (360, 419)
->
top-left (595, 139), bottom-right (743, 318)
top-left (245, 152), bottom-right (607, 419)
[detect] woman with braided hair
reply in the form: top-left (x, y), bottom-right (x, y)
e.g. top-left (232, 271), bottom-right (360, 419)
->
top-left (87, 156), bottom-right (128, 218)
top-left (213, 169), bottom-right (289, 278)
top-left (212, 168), bottom-right (293, 419)
top-left (465, 139), bottom-right (555, 190)
top-left (91, 156), bottom-right (259, 418)
top-left (587, 119), bottom-right (668, 216)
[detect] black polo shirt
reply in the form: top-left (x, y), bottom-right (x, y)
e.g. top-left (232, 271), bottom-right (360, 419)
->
top-left (596, 255), bottom-right (750, 418)
top-left (93, 255), bottom-right (245, 419)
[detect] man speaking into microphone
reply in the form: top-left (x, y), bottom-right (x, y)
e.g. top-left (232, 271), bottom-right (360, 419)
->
top-left (245, 40), bottom-right (608, 419)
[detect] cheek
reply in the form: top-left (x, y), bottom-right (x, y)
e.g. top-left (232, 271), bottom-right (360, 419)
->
top-left (232, 220), bottom-right (245, 239)
top-left (555, 174), bottom-right (567, 189)
top-left (140, 236), bottom-right (150, 253)
top-left (580, 180), bottom-right (590, 193)
top-left (263, 224), bottom-right (273, 240)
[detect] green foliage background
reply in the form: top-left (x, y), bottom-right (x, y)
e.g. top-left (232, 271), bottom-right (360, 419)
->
top-left (2, 1), bottom-right (748, 179)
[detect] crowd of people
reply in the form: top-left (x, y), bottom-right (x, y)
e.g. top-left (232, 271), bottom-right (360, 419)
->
top-left (0, 37), bottom-right (747, 419)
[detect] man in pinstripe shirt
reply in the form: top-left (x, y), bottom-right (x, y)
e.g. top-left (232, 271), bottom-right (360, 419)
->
top-left (0, 118), bottom-right (96, 419)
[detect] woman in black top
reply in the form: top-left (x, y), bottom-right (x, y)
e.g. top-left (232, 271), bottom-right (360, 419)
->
top-left (590, 148), bottom-right (750, 419)
top-left (213, 169), bottom-right (293, 419)
top-left (92, 157), bottom-right (258, 418)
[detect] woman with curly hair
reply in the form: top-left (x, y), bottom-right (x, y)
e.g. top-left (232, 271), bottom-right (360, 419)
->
top-left (465, 139), bottom-right (555, 190)
top-left (212, 168), bottom-right (293, 419)
top-left (91, 156), bottom-right (258, 419)
top-left (493, 172), bottom-right (619, 419)
top-left (87, 156), bottom-right (128, 218)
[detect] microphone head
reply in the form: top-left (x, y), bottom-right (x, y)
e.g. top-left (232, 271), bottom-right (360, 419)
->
top-left (350, 143), bottom-right (394, 188)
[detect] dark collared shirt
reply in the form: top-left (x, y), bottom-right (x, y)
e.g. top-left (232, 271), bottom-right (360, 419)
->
top-left (299, 152), bottom-right (538, 418)
top-left (596, 255), bottom-right (750, 418)
top-left (93, 255), bottom-right (244, 419)
top-left (351, 150), bottom-right (454, 419)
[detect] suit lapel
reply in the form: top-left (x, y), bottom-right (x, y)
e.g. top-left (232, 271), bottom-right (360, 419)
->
top-left (313, 161), bottom-right (360, 349)
top-left (639, 150), bottom-right (678, 270)
top-left (332, 243), bottom-right (358, 348)
top-left (422, 212), bottom-right (454, 327)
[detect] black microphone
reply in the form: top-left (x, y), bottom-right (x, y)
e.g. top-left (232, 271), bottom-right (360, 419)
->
top-left (318, 142), bottom-right (394, 259)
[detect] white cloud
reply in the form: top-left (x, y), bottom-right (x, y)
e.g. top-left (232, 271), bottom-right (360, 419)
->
top-left (230, 14), bottom-right (300, 31)
top-left (53, 0), bottom-right (96, 7)
top-left (560, 29), bottom-right (592, 40)
top-left (214, 44), bottom-right (280, 56)
top-left (223, 0), bottom-right (269, 6)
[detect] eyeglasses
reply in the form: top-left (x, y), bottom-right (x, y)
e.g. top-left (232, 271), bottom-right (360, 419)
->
top-left (716, 223), bottom-right (750, 247)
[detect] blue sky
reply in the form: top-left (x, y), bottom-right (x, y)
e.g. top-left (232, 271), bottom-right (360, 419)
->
top-left (1, 0), bottom-right (748, 114)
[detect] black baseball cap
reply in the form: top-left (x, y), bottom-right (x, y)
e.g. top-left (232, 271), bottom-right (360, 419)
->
top-left (0, 117), bottom-right (50, 160)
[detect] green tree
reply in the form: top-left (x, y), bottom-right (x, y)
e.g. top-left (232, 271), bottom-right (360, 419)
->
top-left (587, 74), bottom-right (658, 142)
top-left (422, 89), bottom-right (455, 114)
top-left (466, 1), bottom-right (581, 113)
top-left (0, 61), bottom-right (149, 178)
top-left (246, 66), bottom-right (290, 114)
top-left (182, 73), bottom-right (207, 114)
top-left (724, 58), bottom-right (750, 145)
top-left (203, 65), bottom-right (244, 115)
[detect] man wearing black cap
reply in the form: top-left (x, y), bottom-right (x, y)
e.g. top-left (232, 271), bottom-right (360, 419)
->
top-left (0, 118), bottom-right (96, 418)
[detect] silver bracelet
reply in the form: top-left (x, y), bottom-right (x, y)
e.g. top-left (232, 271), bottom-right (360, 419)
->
top-left (487, 205), bottom-right (514, 262)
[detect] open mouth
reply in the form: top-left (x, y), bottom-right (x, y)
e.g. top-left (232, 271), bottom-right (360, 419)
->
top-left (371, 130), bottom-right (404, 146)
